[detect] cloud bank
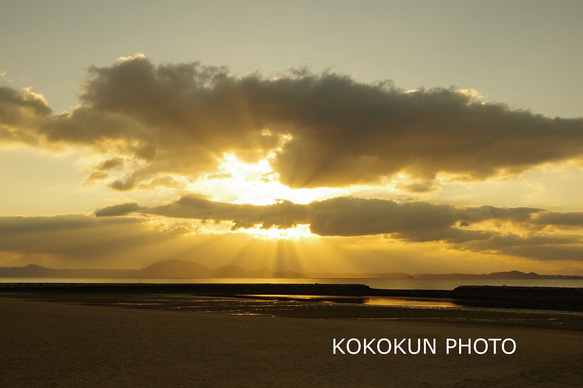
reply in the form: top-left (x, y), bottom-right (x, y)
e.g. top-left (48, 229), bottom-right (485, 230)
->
top-left (2, 55), bottom-right (583, 191)
top-left (3, 202), bottom-right (583, 271)
top-left (97, 195), bottom-right (544, 236)
top-left (94, 195), bottom-right (583, 262)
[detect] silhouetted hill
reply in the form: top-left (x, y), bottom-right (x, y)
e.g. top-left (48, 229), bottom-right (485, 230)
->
top-left (487, 271), bottom-right (543, 279)
top-left (138, 260), bottom-right (214, 278)
top-left (0, 264), bottom-right (56, 277)
top-left (0, 260), bottom-right (582, 280)
top-left (0, 264), bottom-right (134, 278)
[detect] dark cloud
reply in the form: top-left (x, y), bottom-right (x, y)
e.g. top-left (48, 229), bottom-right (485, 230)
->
top-left (531, 211), bottom-right (583, 228)
top-left (3, 55), bottom-right (583, 190)
top-left (84, 170), bottom-right (110, 183)
top-left (144, 195), bottom-right (310, 230)
top-left (83, 157), bottom-right (125, 184)
top-left (308, 197), bottom-right (457, 236)
top-left (306, 199), bottom-right (542, 245)
top-left (256, 81), bottom-right (583, 188)
top-left (97, 157), bottom-right (124, 170)
top-left (109, 177), bottom-right (138, 192)
top-left (129, 195), bottom-right (462, 236)
top-left (395, 180), bottom-right (438, 193)
top-left (94, 202), bottom-right (141, 217)
top-left (456, 205), bottom-right (541, 224)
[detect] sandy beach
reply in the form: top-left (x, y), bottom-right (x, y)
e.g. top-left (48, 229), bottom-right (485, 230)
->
top-left (1, 296), bottom-right (582, 387)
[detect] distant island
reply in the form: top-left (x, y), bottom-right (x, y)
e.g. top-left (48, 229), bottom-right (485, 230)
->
top-left (1, 259), bottom-right (582, 280)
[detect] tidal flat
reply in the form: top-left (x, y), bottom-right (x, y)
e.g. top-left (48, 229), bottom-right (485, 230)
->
top-left (4, 292), bottom-right (583, 331)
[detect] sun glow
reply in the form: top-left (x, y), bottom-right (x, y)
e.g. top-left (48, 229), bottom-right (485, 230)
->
top-left (189, 153), bottom-right (344, 205)
top-left (241, 225), bottom-right (317, 240)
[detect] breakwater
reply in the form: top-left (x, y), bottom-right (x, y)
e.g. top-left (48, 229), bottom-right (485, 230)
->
top-left (0, 282), bottom-right (372, 296)
top-left (370, 285), bottom-right (583, 311)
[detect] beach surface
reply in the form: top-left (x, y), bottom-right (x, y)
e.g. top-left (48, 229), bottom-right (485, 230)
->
top-left (1, 296), bottom-right (582, 387)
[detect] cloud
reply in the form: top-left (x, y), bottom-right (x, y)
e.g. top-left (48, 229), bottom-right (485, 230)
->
top-left (105, 194), bottom-right (540, 237)
top-left (0, 86), bottom-right (51, 122)
top-left (92, 195), bottom-right (583, 262)
top-left (84, 170), bottom-right (110, 184)
top-left (94, 202), bottom-right (142, 217)
top-left (395, 180), bottom-right (439, 193)
top-left (96, 157), bottom-right (125, 170)
top-left (121, 195), bottom-right (465, 237)
top-left (253, 78), bottom-right (583, 188)
top-left (457, 205), bottom-right (541, 224)
top-left (531, 211), bottom-right (583, 228)
top-left (142, 195), bottom-right (310, 230)
top-left (0, 86), bottom-right (51, 146)
top-left (3, 206), bottom-right (583, 271)
top-left (308, 197), bottom-right (457, 236)
top-left (3, 55), bottom-right (583, 190)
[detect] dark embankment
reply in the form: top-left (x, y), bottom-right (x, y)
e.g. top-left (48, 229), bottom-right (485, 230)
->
top-left (451, 286), bottom-right (583, 311)
top-left (369, 286), bottom-right (583, 311)
top-left (1, 283), bottom-right (582, 311)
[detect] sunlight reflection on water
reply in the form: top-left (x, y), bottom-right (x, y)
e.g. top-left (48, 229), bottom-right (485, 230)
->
top-left (240, 294), bottom-right (460, 309)
top-left (365, 296), bottom-right (459, 309)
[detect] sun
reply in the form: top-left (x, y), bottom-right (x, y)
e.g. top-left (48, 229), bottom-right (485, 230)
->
top-left (188, 153), bottom-right (344, 206)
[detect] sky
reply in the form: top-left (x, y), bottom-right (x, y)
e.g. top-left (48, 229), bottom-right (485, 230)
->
top-left (1, 0), bottom-right (583, 275)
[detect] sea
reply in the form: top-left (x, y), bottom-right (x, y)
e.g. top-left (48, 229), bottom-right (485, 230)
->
top-left (1, 277), bottom-right (582, 290)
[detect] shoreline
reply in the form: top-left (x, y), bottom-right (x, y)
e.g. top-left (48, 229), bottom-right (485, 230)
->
top-left (1, 282), bottom-right (583, 312)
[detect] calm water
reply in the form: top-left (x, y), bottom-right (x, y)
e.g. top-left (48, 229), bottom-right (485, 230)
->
top-left (1, 277), bottom-right (582, 290)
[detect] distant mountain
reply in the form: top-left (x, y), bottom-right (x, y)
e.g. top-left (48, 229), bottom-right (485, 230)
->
top-left (138, 260), bottom-right (280, 278)
top-left (0, 260), bottom-right (281, 279)
top-left (138, 260), bottom-right (214, 278)
top-left (0, 264), bottom-right (135, 279)
top-left (0, 264), bottom-right (56, 277)
top-left (0, 260), bottom-right (582, 280)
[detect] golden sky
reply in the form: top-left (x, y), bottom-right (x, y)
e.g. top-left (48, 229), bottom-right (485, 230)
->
top-left (1, 1), bottom-right (583, 275)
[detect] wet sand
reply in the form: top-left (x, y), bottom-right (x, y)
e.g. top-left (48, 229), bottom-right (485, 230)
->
top-left (1, 297), bottom-right (582, 387)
